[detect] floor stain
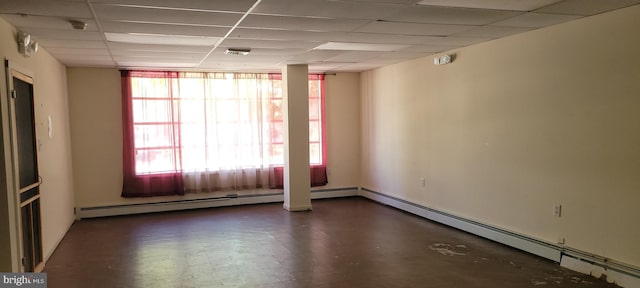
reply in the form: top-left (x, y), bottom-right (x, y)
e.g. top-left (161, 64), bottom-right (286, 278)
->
top-left (429, 243), bottom-right (466, 256)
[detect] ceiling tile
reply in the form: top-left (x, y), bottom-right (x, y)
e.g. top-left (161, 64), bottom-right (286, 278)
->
top-left (313, 42), bottom-right (410, 52)
top-left (253, 0), bottom-right (403, 20)
top-left (398, 45), bottom-right (455, 53)
top-left (0, 14), bottom-right (97, 31)
top-left (0, 1), bottom-right (92, 18)
top-left (355, 21), bottom-right (474, 36)
top-left (417, 0), bottom-right (563, 12)
top-left (22, 28), bottom-right (104, 41)
top-left (105, 32), bottom-right (219, 46)
top-left (535, 0), bottom-right (640, 16)
top-left (221, 39), bottom-right (322, 50)
top-left (87, 0), bottom-right (257, 13)
top-left (453, 25), bottom-right (534, 37)
top-left (45, 47), bottom-right (111, 56)
top-left (101, 21), bottom-right (230, 37)
top-left (239, 14), bottom-right (371, 32)
top-left (107, 42), bottom-right (212, 53)
top-left (38, 39), bottom-right (107, 49)
top-left (383, 5), bottom-right (522, 25)
top-left (92, 4), bottom-right (242, 26)
top-left (285, 50), bottom-right (345, 62)
top-left (492, 12), bottom-right (581, 28)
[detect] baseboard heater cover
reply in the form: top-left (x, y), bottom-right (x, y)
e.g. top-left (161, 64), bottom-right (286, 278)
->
top-left (76, 187), bottom-right (358, 219)
top-left (358, 187), bottom-right (640, 287)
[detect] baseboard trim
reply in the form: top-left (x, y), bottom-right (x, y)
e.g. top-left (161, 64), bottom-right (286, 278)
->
top-left (76, 187), bottom-right (358, 219)
top-left (358, 187), bottom-right (640, 287)
top-left (358, 187), bottom-right (562, 262)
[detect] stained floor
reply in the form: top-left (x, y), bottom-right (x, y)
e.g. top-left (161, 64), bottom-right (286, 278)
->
top-left (44, 197), bottom-right (618, 288)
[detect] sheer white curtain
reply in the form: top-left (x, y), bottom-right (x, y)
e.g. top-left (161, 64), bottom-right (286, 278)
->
top-left (177, 72), bottom-right (280, 192)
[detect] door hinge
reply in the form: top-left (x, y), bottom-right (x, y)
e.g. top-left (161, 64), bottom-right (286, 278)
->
top-left (11, 90), bottom-right (17, 99)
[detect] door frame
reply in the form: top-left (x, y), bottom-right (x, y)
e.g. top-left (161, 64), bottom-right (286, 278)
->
top-left (1, 59), bottom-right (36, 272)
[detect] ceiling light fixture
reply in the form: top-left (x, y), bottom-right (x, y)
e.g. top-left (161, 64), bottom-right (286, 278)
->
top-left (225, 48), bottom-right (251, 55)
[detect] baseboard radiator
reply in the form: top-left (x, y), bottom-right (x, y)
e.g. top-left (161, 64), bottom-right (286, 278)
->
top-left (75, 187), bottom-right (358, 219)
top-left (358, 187), bottom-right (640, 288)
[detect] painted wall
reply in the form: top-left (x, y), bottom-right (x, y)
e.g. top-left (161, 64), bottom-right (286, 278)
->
top-left (68, 68), bottom-right (361, 207)
top-left (0, 17), bottom-right (75, 271)
top-left (360, 5), bottom-right (640, 268)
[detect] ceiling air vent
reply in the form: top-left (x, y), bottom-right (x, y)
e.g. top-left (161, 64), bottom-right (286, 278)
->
top-left (225, 48), bottom-right (251, 56)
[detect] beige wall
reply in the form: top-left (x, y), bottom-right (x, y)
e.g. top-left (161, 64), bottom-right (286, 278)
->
top-left (360, 5), bottom-right (640, 267)
top-left (68, 69), bottom-right (361, 207)
top-left (0, 17), bottom-right (75, 271)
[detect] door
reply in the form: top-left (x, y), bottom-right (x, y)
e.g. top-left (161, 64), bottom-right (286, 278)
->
top-left (8, 68), bottom-right (43, 272)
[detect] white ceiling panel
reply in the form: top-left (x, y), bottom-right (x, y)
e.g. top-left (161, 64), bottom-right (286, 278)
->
top-left (88, 0), bottom-right (257, 13)
top-left (92, 4), bottom-right (242, 26)
top-left (535, 0), bottom-right (640, 16)
top-left (38, 39), bottom-right (107, 49)
top-left (45, 47), bottom-right (111, 56)
top-left (492, 12), bottom-right (581, 28)
top-left (325, 51), bottom-right (426, 62)
top-left (285, 50), bottom-right (345, 62)
top-left (453, 25), bottom-right (534, 38)
top-left (417, 0), bottom-right (563, 12)
top-left (0, 0), bottom-right (633, 72)
top-left (314, 42), bottom-right (410, 52)
top-left (23, 28), bottom-right (104, 41)
top-left (0, 1), bottom-right (92, 18)
top-left (101, 21), bottom-right (230, 37)
top-left (221, 39), bottom-right (321, 50)
top-left (0, 14), bottom-right (97, 31)
top-left (335, 0), bottom-right (422, 4)
top-left (355, 21), bottom-right (474, 36)
top-left (239, 15), bottom-right (371, 32)
top-left (253, 0), bottom-right (403, 20)
top-left (111, 50), bottom-right (204, 60)
top-left (229, 29), bottom-right (332, 42)
top-left (398, 45), bottom-right (455, 53)
top-left (107, 42), bottom-right (212, 53)
top-left (383, 6), bottom-right (522, 25)
top-left (55, 54), bottom-right (115, 63)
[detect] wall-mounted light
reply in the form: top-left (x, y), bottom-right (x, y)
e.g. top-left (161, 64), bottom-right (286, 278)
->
top-left (434, 54), bottom-right (453, 65)
top-left (17, 31), bottom-right (38, 57)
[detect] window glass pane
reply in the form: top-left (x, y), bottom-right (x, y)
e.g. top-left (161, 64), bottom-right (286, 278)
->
top-left (131, 78), bottom-right (171, 98)
top-left (309, 121), bottom-right (320, 142)
top-left (270, 144), bottom-right (284, 165)
top-left (133, 99), bottom-right (172, 123)
top-left (271, 121), bottom-right (283, 143)
top-left (310, 143), bottom-right (321, 164)
top-left (135, 149), bottom-right (176, 174)
top-left (309, 98), bottom-right (320, 120)
top-left (134, 124), bottom-right (175, 148)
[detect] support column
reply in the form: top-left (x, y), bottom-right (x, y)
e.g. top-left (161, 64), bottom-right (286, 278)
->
top-left (282, 64), bottom-right (311, 211)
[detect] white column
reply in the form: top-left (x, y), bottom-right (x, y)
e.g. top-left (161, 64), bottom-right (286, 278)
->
top-left (282, 64), bottom-right (312, 211)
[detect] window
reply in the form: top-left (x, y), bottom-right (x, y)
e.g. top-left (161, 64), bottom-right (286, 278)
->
top-left (121, 71), bottom-right (327, 197)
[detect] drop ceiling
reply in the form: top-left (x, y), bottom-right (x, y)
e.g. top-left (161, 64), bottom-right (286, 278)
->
top-left (1, 0), bottom-right (638, 73)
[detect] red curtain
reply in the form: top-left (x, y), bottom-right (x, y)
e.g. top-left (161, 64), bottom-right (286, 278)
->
top-left (121, 71), bottom-right (326, 197)
top-left (121, 71), bottom-right (184, 197)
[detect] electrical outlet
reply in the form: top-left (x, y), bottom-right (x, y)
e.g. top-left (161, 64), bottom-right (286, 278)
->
top-left (420, 177), bottom-right (426, 188)
top-left (553, 205), bottom-right (562, 217)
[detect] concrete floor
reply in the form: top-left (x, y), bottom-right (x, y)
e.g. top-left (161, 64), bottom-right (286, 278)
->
top-left (44, 197), bottom-right (618, 287)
